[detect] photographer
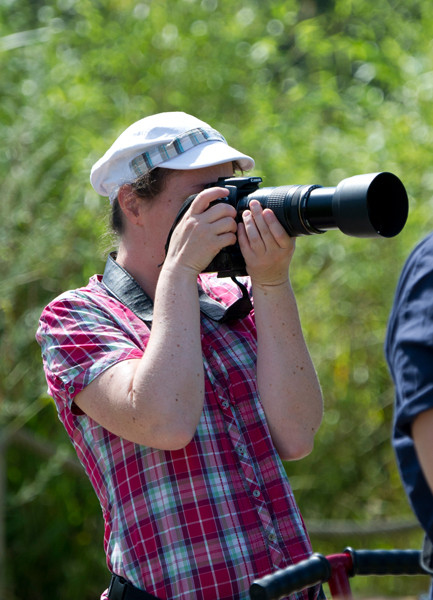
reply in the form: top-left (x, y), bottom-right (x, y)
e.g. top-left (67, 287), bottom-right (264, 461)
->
top-left (36, 111), bottom-right (323, 600)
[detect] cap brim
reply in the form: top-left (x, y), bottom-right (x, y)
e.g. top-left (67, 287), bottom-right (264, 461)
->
top-left (159, 140), bottom-right (254, 172)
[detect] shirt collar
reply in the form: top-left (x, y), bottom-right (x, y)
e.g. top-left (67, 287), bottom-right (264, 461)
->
top-left (101, 252), bottom-right (252, 325)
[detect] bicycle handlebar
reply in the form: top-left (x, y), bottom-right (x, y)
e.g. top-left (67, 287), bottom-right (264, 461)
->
top-left (346, 547), bottom-right (426, 576)
top-left (249, 553), bottom-right (331, 600)
top-left (249, 549), bottom-right (427, 600)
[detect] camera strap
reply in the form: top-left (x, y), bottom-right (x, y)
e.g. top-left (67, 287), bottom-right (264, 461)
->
top-left (164, 194), bottom-right (195, 258)
top-left (102, 252), bottom-right (252, 325)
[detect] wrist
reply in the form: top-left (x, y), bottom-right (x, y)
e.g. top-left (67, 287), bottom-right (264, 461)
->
top-left (161, 257), bottom-right (200, 282)
top-left (157, 262), bottom-right (200, 297)
top-left (251, 277), bottom-right (291, 292)
top-left (251, 278), bottom-right (296, 309)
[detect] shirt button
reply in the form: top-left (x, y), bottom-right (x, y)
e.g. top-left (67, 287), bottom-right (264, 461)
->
top-left (221, 400), bottom-right (229, 408)
top-left (268, 532), bottom-right (277, 543)
top-left (253, 489), bottom-right (261, 498)
top-left (68, 385), bottom-right (75, 394)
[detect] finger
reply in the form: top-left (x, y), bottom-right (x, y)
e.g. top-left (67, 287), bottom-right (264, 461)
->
top-left (189, 187), bottom-right (230, 215)
top-left (248, 201), bottom-right (274, 241)
top-left (206, 200), bottom-right (237, 223)
top-left (237, 221), bottom-right (251, 254)
top-left (216, 231), bottom-right (237, 248)
top-left (241, 208), bottom-right (266, 251)
top-left (262, 208), bottom-right (293, 249)
top-left (212, 215), bottom-right (238, 236)
top-left (248, 201), bottom-right (291, 250)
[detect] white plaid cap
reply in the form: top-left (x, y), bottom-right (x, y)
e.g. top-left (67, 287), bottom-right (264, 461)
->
top-left (90, 112), bottom-right (255, 202)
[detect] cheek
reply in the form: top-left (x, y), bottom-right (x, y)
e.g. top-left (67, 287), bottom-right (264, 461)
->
top-left (158, 204), bottom-right (183, 243)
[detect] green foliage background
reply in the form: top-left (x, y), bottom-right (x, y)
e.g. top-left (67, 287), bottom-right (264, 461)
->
top-left (1, 0), bottom-right (433, 597)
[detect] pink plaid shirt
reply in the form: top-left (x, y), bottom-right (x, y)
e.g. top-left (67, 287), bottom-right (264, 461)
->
top-left (36, 272), bottom-right (317, 600)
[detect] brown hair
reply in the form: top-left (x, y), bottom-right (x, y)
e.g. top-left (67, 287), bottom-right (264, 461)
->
top-left (110, 167), bottom-right (174, 235)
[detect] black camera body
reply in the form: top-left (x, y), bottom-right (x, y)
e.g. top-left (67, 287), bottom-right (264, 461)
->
top-left (167, 172), bottom-right (409, 278)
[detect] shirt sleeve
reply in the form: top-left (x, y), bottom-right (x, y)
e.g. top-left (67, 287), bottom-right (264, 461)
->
top-left (385, 232), bottom-right (433, 435)
top-left (36, 291), bottom-right (145, 412)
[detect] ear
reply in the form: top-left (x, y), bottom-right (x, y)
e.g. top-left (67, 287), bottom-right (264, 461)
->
top-left (117, 184), bottom-right (145, 227)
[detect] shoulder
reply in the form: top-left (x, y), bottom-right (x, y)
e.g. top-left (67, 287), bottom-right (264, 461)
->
top-left (36, 274), bottom-right (148, 351)
top-left (385, 232), bottom-right (433, 371)
top-left (39, 275), bottom-right (121, 325)
top-left (398, 232), bottom-right (433, 292)
top-left (387, 232), bottom-right (433, 325)
top-left (36, 276), bottom-right (145, 401)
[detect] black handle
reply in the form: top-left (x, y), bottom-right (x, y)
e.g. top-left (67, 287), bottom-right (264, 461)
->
top-left (249, 553), bottom-right (331, 600)
top-left (345, 548), bottom-right (426, 576)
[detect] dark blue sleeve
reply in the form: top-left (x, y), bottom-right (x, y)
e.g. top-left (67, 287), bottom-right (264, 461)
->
top-left (385, 231), bottom-right (433, 541)
top-left (386, 232), bottom-right (433, 433)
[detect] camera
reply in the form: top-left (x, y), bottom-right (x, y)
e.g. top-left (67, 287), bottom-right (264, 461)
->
top-left (167, 172), bottom-right (409, 278)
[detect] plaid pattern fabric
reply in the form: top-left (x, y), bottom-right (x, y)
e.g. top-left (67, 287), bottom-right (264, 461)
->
top-left (130, 127), bottom-right (227, 175)
top-left (36, 273), bottom-right (317, 600)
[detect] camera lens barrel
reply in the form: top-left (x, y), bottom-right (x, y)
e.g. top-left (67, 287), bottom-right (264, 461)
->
top-left (241, 185), bottom-right (322, 237)
top-left (243, 172), bottom-right (408, 238)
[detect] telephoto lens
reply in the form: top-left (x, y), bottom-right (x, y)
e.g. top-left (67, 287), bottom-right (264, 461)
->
top-left (239, 172), bottom-right (408, 238)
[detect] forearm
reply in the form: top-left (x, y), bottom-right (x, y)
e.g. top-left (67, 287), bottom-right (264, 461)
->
top-left (253, 279), bottom-right (323, 460)
top-left (132, 264), bottom-right (205, 447)
top-left (412, 408), bottom-right (433, 496)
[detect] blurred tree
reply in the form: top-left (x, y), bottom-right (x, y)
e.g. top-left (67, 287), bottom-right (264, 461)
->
top-left (1, 0), bottom-right (433, 597)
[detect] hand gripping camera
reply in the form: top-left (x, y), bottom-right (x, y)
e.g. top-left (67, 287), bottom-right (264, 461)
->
top-left (167, 172), bottom-right (409, 278)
